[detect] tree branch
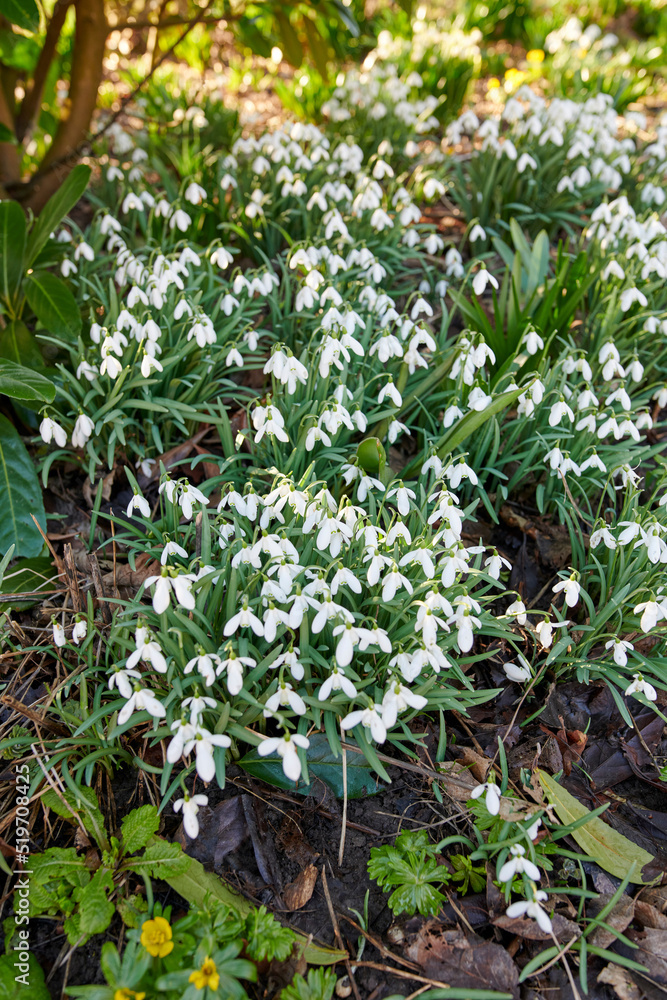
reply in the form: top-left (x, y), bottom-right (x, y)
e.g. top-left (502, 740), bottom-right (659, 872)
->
top-left (0, 77), bottom-right (20, 186)
top-left (16, 0), bottom-right (74, 143)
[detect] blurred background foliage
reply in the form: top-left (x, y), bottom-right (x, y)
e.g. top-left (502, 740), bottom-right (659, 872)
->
top-left (0, 0), bottom-right (665, 210)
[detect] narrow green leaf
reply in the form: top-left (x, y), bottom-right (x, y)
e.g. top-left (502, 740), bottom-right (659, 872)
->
top-left (26, 164), bottom-right (91, 266)
top-left (538, 770), bottom-right (658, 884)
top-left (0, 359), bottom-right (55, 402)
top-left (0, 201), bottom-right (25, 305)
top-left (25, 270), bottom-right (82, 338)
top-left (0, 413), bottom-right (46, 557)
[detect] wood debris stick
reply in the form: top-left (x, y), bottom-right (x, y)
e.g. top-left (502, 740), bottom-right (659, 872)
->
top-left (63, 543), bottom-right (82, 613)
top-left (88, 550), bottom-right (112, 624)
top-left (0, 694), bottom-right (69, 737)
top-left (321, 866), bottom-right (360, 1000)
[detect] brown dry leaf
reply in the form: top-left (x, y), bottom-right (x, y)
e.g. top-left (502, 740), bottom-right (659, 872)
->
top-left (404, 921), bottom-right (519, 998)
top-left (457, 747), bottom-right (492, 783)
top-left (598, 963), bottom-right (642, 1000)
top-left (437, 762), bottom-right (480, 802)
top-left (83, 468), bottom-right (115, 507)
top-left (624, 928), bottom-right (667, 984)
top-left (589, 892), bottom-right (635, 949)
top-left (638, 884), bottom-right (667, 915)
top-left (635, 900), bottom-right (667, 930)
top-left (283, 863), bottom-right (318, 911)
top-left (493, 911), bottom-right (580, 943)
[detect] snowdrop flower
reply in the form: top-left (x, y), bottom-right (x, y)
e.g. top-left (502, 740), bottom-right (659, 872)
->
top-left (52, 619), bottom-right (66, 648)
top-left (118, 685), bottom-right (166, 725)
top-left (182, 694), bottom-right (216, 724)
top-left (100, 354), bottom-right (123, 379)
top-left (258, 732), bottom-right (310, 782)
top-left (381, 681), bottom-right (428, 728)
top-left (160, 540), bottom-right (187, 565)
top-left (40, 417), bottom-right (67, 448)
top-left (506, 890), bottom-right (552, 933)
top-left (72, 617), bottom-right (87, 645)
top-left (188, 727), bottom-right (231, 782)
top-left (470, 780), bottom-right (501, 816)
top-left (485, 550), bottom-right (512, 580)
top-left (179, 483), bottom-right (209, 521)
top-left (506, 598), bottom-right (527, 625)
top-left (318, 666), bottom-right (357, 701)
top-left (71, 414), bottom-right (94, 449)
top-left (634, 599), bottom-right (662, 632)
top-left (625, 674), bottom-right (657, 702)
top-left (127, 492), bottom-right (151, 518)
top-left (169, 208), bottom-right (192, 232)
top-left (126, 624), bottom-right (168, 673)
top-left (378, 380), bottom-right (402, 407)
top-left (522, 327), bottom-right (544, 355)
top-left (499, 845), bottom-right (541, 883)
top-left (549, 398), bottom-right (574, 427)
top-left (224, 598), bottom-right (264, 637)
top-left (552, 573), bottom-right (580, 608)
top-left (469, 223), bottom-right (486, 242)
top-left (264, 681), bottom-right (307, 717)
top-left (341, 703), bottom-right (387, 744)
top-left (472, 269), bottom-right (499, 296)
top-left (173, 793), bottom-right (208, 839)
top-left (590, 524), bottom-right (616, 549)
top-left (184, 182), bottom-right (207, 205)
top-left (144, 568), bottom-right (196, 614)
top-left (504, 656), bottom-right (531, 682)
top-left (468, 387), bottom-right (493, 411)
top-left (184, 650), bottom-right (221, 687)
top-left (605, 638), bottom-right (633, 666)
top-left (620, 287), bottom-right (648, 312)
top-left (386, 483), bottom-right (416, 516)
top-left (216, 649), bottom-right (255, 695)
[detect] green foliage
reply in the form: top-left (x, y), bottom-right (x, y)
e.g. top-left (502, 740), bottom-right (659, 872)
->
top-left (281, 968), bottom-right (337, 1000)
top-left (368, 829), bottom-right (451, 917)
top-left (449, 853), bottom-right (487, 894)
top-left (13, 798), bottom-right (189, 946)
top-left (0, 414), bottom-right (46, 558)
top-left (244, 905), bottom-right (297, 963)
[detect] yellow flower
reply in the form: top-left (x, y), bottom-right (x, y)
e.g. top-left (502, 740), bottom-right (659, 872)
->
top-left (189, 957), bottom-right (220, 991)
top-left (140, 916), bottom-right (174, 958)
top-left (526, 48), bottom-right (545, 63)
top-left (487, 77), bottom-right (500, 89)
top-left (114, 991), bottom-right (146, 1000)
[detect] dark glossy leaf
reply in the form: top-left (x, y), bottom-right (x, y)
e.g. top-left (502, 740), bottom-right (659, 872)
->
top-left (0, 200), bottom-right (25, 305)
top-left (239, 733), bottom-right (382, 798)
top-left (26, 164), bottom-right (91, 267)
top-left (0, 359), bottom-right (55, 402)
top-left (0, 0), bottom-right (39, 33)
top-left (0, 413), bottom-right (46, 557)
top-left (0, 320), bottom-right (43, 370)
top-left (0, 555), bottom-right (53, 609)
top-left (25, 270), bottom-right (82, 338)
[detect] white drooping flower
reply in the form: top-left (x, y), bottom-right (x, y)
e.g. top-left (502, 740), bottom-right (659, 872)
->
top-left (173, 792), bottom-right (208, 839)
top-left (257, 733), bottom-right (310, 782)
top-left (470, 780), bottom-right (501, 816)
